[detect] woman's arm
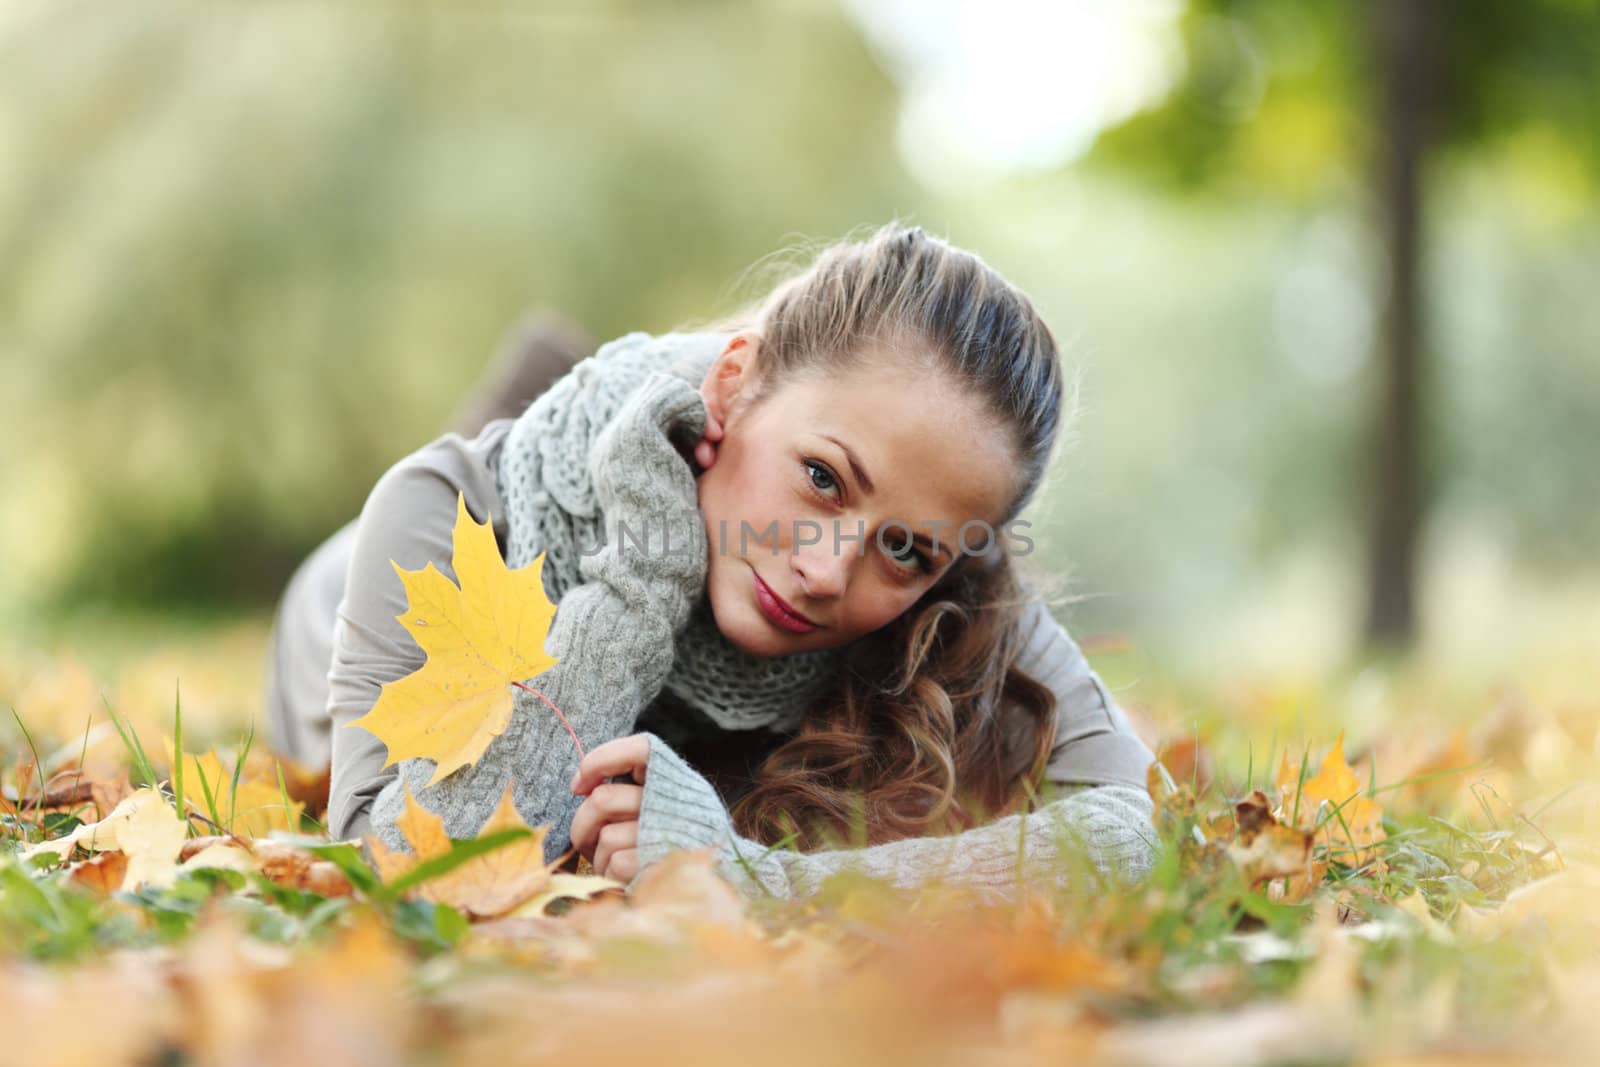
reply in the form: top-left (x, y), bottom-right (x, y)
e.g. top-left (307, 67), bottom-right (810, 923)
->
top-left (336, 372), bottom-right (710, 863)
top-left (325, 443), bottom-right (509, 841)
top-left (1011, 597), bottom-right (1159, 790)
top-left (615, 600), bottom-right (1163, 903)
top-left (630, 732), bottom-right (1158, 903)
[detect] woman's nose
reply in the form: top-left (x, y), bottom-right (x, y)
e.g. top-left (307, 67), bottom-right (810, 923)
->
top-left (791, 538), bottom-right (849, 600)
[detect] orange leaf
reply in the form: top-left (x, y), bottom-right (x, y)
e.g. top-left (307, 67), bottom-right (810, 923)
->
top-left (1277, 731), bottom-right (1386, 869)
top-left (366, 782), bottom-right (555, 918)
top-left (66, 850), bottom-right (129, 894)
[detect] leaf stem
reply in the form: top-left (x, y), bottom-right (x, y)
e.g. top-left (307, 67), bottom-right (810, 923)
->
top-left (511, 682), bottom-right (585, 760)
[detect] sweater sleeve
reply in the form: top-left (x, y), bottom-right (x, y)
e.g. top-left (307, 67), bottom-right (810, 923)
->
top-left (360, 371), bottom-right (710, 863)
top-left (632, 732), bottom-right (1159, 904)
top-left (1011, 597), bottom-right (1159, 791)
top-left (324, 426), bottom-right (514, 842)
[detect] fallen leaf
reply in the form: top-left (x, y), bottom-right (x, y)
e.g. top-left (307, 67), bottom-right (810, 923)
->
top-left (181, 842), bottom-right (259, 875)
top-left (1225, 789), bottom-right (1314, 888)
top-left (345, 492), bottom-right (561, 786)
top-left (246, 750), bottom-right (331, 816)
top-left (509, 873), bottom-right (625, 917)
top-left (170, 744), bottom-right (305, 837)
top-left (175, 835), bottom-right (359, 896)
top-left (90, 770), bottom-right (135, 821)
top-left (117, 790), bottom-right (190, 890)
top-left (1452, 861), bottom-right (1600, 944)
top-left (367, 782), bottom-right (554, 917)
top-left (66, 850), bottom-right (129, 894)
top-left (252, 840), bottom-right (357, 898)
top-left (1276, 731), bottom-right (1386, 869)
top-left (21, 786), bottom-right (187, 890)
top-left (169, 906), bottom-right (412, 1065)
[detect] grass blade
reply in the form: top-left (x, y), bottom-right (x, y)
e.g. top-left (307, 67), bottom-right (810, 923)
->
top-left (192, 752), bottom-right (222, 830)
top-left (172, 681), bottom-right (186, 836)
top-left (230, 720), bottom-right (256, 834)
top-left (9, 708), bottom-right (46, 827)
top-left (387, 828), bottom-right (534, 895)
top-left (101, 696), bottom-right (158, 789)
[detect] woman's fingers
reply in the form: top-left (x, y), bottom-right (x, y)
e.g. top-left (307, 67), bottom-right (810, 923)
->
top-left (570, 733), bottom-right (651, 796)
top-left (601, 846), bottom-right (639, 884)
top-left (592, 819), bottom-right (639, 878)
top-left (569, 782), bottom-right (643, 859)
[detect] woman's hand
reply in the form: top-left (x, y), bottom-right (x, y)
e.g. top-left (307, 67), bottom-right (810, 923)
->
top-left (569, 733), bottom-right (652, 883)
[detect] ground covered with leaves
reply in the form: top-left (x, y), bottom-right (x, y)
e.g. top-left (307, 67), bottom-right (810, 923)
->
top-left (2, 620), bottom-right (1596, 1067)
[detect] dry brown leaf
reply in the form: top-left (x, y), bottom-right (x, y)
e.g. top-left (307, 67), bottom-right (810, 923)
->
top-left (1225, 789), bottom-right (1315, 888)
top-left (90, 769), bottom-right (135, 821)
top-left (247, 752), bottom-right (332, 816)
top-left (66, 850), bottom-right (129, 894)
top-left (253, 840), bottom-right (357, 898)
top-left (177, 835), bottom-right (357, 897)
top-left (1393, 729), bottom-right (1477, 810)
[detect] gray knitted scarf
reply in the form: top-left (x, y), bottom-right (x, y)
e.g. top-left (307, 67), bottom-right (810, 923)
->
top-left (492, 330), bottom-right (837, 733)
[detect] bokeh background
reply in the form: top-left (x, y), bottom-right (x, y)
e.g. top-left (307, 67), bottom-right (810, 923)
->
top-left (3, 0), bottom-right (1596, 740)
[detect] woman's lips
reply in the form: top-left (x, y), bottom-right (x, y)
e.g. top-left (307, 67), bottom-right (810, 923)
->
top-left (752, 571), bottom-right (819, 634)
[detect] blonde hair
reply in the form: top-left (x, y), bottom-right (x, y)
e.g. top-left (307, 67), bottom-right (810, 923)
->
top-left (682, 221), bottom-right (1072, 849)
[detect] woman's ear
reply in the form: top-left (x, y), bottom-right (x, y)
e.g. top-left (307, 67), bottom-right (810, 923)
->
top-left (696, 333), bottom-right (758, 472)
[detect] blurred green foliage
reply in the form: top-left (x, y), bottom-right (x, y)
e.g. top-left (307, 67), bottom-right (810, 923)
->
top-left (2, 1), bottom-right (1596, 673)
top-left (1096, 0), bottom-right (1600, 194)
top-left (0, 1), bottom-right (921, 614)
top-left (1071, 0), bottom-right (1600, 657)
top-left (1081, 0), bottom-right (1600, 574)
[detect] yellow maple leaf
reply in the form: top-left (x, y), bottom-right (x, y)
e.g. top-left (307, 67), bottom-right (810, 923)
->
top-left (169, 743), bottom-right (305, 837)
top-left (346, 492), bottom-right (560, 787)
top-left (1276, 730), bottom-right (1386, 869)
top-left (367, 782), bottom-right (556, 918)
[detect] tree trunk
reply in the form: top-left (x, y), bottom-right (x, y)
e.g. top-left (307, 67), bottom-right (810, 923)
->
top-left (1364, 0), bottom-right (1436, 648)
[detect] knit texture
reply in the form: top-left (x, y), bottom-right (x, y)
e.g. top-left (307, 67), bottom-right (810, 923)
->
top-left (364, 328), bottom-right (1160, 900)
top-left (633, 732), bottom-right (1158, 903)
top-left (367, 331), bottom-right (835, 862)
top-left (496, 330), bottom-right (838, 731)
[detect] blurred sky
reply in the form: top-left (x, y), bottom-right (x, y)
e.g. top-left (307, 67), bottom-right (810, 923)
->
top-left (842, 0), bottom-right (1183, 184)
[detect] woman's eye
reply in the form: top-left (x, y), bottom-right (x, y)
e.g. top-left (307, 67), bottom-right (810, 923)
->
top-left (884, 533), bottom-right (931, 573)
top-left (804, 460), bottom-right (839, 496)
top-left (801, 459), bottom-right (930, 575)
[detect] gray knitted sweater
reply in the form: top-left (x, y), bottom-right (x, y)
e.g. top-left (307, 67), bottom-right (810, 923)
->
top-left (340, 331), bottom-right (1157, 902)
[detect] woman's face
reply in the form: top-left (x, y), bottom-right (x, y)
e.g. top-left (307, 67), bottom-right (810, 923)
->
top-left (694, 334), bottom-right (1018, 658)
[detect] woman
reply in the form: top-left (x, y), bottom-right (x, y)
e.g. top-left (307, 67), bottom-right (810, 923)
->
top-left (264, 223), bottom-right (1159, 903)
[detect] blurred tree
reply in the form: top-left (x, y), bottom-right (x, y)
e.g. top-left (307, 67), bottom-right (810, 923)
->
top-left (0, 0), bottom-right (924, 615)
top-left (1091, 0), bottom-right (1600, 648)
